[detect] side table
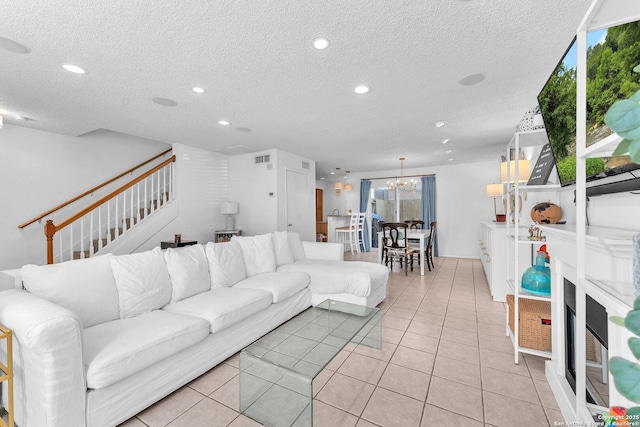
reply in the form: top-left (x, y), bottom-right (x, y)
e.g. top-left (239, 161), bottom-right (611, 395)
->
top-left (160, 240), bottom-right (198, 249)
top-left (214, 230), bottom-right (242, 243)
top-left (0, 325), bottom-right (13, 427)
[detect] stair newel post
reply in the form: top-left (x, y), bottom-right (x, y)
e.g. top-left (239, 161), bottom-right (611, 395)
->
top-left (44, 220), bottom-right (56, 264)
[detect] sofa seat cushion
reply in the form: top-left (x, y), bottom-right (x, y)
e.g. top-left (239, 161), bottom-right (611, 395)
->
top-left (233, 272), bottom-right (309, 303)
top-left (278, 260), bottom-right (388, 297)
top-left (83, 310), bottom-right (209, 390)
top-left (163, 287), bottom-right (272, 333)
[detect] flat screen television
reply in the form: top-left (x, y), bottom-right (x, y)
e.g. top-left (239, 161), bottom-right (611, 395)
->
top-left (537, 19), bottom-right (640, 186)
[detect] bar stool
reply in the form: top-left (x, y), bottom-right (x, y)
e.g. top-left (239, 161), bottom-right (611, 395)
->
top-left (335, 213), bottom-right (359, 255)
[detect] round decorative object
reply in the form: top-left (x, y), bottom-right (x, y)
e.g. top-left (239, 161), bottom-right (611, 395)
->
top-left (531, 202), bottom-right (562, 224)
top-left (522, 252), bottom-right (551, 296)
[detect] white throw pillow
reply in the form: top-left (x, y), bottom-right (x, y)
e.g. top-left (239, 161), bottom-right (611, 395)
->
top-left (234, 234), bottom-right (277, 277)
top-left (21, 253), bottom-right (119, 328)
top-left (272, 231), bottom-right (294, 266)
top-left (205, 240), bottom-right (247, 288)
top-left (164, 244), bottom-right (210, 303)
top-left (110, 247), bottom-right (172, 319)
top-left (287, 232), bottom-right (306, 261)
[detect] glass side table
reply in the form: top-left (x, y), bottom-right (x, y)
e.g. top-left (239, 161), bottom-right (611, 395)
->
top-left (240, 299), bottom-right (380, 426)
top-left (0, 325), bottom-right (13, 427)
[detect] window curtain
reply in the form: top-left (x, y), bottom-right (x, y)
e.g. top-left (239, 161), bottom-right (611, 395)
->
top-left (359, 180), bottom-right (372, 251)
top-left (420, 176), bottom-right (438, 256)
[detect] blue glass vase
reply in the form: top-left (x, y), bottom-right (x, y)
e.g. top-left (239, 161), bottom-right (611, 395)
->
top-left (521, 251), bottom-right (551, 296)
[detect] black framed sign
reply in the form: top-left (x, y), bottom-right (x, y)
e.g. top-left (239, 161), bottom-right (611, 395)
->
top-left (527, 144), bottom-right (555, 186)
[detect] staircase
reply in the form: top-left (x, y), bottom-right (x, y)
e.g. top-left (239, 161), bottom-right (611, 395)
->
top-left (39, 154), bottom-right (176, 264)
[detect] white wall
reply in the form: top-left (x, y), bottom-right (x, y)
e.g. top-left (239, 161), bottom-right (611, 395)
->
top-left (0, 124), bottom-right (171, 269)
top-left (230, 149), bottom-right (316, 241)
top-left (323, 159), bottom-right (500, 259)
top-left (134, 143), bottom-right (231, 251)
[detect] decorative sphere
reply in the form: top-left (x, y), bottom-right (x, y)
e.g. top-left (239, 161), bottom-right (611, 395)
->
top-left (530, 202), bottom-right (562, 224)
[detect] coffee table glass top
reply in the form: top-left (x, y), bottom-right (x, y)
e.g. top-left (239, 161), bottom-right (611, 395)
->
top-left (242, 299), bottom-right (380, 380)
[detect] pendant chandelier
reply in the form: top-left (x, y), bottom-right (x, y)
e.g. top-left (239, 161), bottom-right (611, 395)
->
top-left (387, 157), bottom-right (417, 193)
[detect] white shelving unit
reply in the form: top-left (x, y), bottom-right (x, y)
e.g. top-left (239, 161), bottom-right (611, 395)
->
top-left (542, 0), bottom-right (640, 422)
top-left (504, 128), bottom-right (560, 363)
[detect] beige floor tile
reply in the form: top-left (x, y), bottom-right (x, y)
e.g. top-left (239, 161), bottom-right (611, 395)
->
top-left (227, 414), bottom-right (262, 426)
top-left (356, 418), bottom-right (381, 427)
top-left (433, 354), bottom-right (482, 388)
top-left (188, 363), bottom-right (238, 395)
top-left (534, 378), bottom-right (560, 409)
top-left (166, 397), bottom-right (237, 427)
top-left (436, 339), bottom-right (480, 365)
top-left (390, 345), bottom-right (436, 374)
top-left (426, 376), bottom-right (484, 422)
top-left (399, 331), bottom-right (439, 354)
top-left (443, 315), bottom-right (478, 331)
top-left (137, 386), bottom-right (205, 427)
top-left (478, 332), bottom-right (514, 354)
top-left (210, 375), bottom-right (239, 410)
top-left (440, 326), bottom-right (478, 347)
top-left (224, 353), bottom-right (240, 368)
top-left (337, 352), bottom-right (388, 384)
top-left (326, 349), bottom-right (350, 371)
top-left (361, 387), bottom-right (424, 427)
top-left (477, 321), bottom-right (507, 338)
top-left (386, 306), bottom-right (417, 320)
top-left (481, 366), bottom-right (540, 404)
top-left (407, 319), bottom-right (443, 338)
top-left (382, 315), bottom-right (411, 331)
top-left (421, 404), bottom-right (483, 427)
top-left (118, 417), bottom-right (147, 426)
top-left (353, 341), bottom-right (397, 362)
top-left (313, 369), bottom-right (335, 396)
top-left (544, 407), bottom-right (565, 425)
top-left (382, 326), bottom-right (405, 344)
top-left (483, 391), bottom-right (549, 427)
top-left (316, 373), bottom-right (375, 416)
top-left (524, 354), bottom-right (548, 380)
top-left (479, 348), bottom-right (531, 377)
top-left (412, 311), bottom-right (445, 326)
top-left (313, 400), bottom-right (359, 427)
top-left (378, 363), bottom-right (431, 401)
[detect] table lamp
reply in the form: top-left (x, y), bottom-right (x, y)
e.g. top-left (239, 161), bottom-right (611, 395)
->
top-left (221, 201), bottom-right (239, 230)
top-left (486, 184), bottom-right (505, 221)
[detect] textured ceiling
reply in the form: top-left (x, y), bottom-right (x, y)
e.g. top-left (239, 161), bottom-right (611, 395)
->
top-left (1, 0), bottom-right (595, 178)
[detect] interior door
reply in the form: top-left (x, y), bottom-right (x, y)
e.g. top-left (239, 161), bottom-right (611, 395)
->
top-left (286, 169), bottom-right (311, 240)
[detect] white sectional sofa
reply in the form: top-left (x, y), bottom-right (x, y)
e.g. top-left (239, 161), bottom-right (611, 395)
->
top-left (0, 231), bottom-right (387, 427)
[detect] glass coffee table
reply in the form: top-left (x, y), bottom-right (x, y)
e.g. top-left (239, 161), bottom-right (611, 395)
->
top-left (239, 299), bottom-right (381, 426)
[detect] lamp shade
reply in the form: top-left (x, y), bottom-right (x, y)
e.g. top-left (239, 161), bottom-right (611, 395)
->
top-left (500, 160), bottom-right (531, 183)
top-left (344, 183), bottom-right (353, 191)
top-left (486, 183), bottom-right (504, 197)
top-left (334, 182), bottom-right (343, 190)
top-left (220, 201), bottom-right (238, 215)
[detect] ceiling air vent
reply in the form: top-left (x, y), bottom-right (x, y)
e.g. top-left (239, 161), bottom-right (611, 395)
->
top-left (302, 161), bottom-right (310, 170)
top-left (255, 154), bottom-right (270, 164)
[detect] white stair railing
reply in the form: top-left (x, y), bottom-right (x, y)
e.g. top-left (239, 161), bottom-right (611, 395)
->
top-left (45, 155), bottom-right (175, 263)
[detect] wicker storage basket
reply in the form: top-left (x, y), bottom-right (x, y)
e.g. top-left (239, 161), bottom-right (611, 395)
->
top-left (507, 294), bottom-right (552, 351)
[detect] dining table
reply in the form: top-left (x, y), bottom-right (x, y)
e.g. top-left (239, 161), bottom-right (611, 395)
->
top-left (377, 229), bottom-right (431, 276)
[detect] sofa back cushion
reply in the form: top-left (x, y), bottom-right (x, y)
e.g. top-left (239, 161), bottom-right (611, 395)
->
top-left (234, 234), bottom-right (277, 276)
top-left (164, 244), bottom-right (210, 303)
top-left (271, 231), bottom-right (294, 266)
top-left (205, 240), bottom-right (247, 288)
top-left (287, 232), bottom-right (306, 261)
top-left (110, 247), bottom-right (172, 319)
top-left (21, 253), bottom-right (120, 328)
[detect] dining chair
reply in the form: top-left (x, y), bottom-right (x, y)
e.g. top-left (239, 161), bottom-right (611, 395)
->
top-left (380, 222), bottom-right (417, 276)
top-left (426, 221), bottom-right (437, 271)
top-left (404, 220), bottom-right (425, 229)
top-left (335, 213), bottom-right (359, 255)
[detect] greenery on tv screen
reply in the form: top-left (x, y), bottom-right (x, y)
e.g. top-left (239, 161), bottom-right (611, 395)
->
top-left (538, 21), bottom-right (640, 183)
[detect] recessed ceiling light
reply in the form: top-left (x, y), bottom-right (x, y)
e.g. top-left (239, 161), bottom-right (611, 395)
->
top-left (448, 157), bottom-right (455, 161)
top-left (320, 177), bottom-right (325, 180)
top-left (0, 36), bottom-right (31, 54)
top-left (445, 149), bottom-right (453, 154)
top-left (62, 64), bottom-right (88, 75)
top-left (459, 73), bottom-right (485, 86)
top-left (441, 138), bottom-right (449, 144)
top-left (218, 120), bottom-right (230, 126)
top-left (330, 172), bottom-right (335, 175)
top-left (313, 38), bottom-right (330, 50)
top-left (15, 115), bottom-right (25, 120)
top-left (434, 121), bottom-right (446, 128)
top-left (152, 97), bottom-right (177, 107)
top-left (354, 85), bottom-right (371, 95)
top-left (192, 87), bottom-right (206, 93)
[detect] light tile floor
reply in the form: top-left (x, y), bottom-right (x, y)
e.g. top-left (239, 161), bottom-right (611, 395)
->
top-left (120, 253), bottom-right (565, 427)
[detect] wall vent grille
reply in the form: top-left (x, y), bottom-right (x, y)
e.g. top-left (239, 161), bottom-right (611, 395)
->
top-left (255, 154), bottom-right (270, 164)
